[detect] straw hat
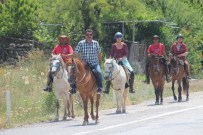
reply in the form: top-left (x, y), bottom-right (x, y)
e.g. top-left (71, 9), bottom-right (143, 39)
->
top-left (58, 35), bottom-right (70, 43)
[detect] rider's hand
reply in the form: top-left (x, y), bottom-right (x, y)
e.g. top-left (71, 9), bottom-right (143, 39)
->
top-left (118, 57), bottom-right (122, 61)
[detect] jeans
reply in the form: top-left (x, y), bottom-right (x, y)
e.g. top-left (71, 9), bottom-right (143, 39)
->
top-left (92, 64), bottom-right (103, 90)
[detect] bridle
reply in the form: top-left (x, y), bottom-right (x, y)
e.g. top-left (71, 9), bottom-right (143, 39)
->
top-left (50, 57), bottom-right (64, 79)
top-left (105, 60), bottom-right (121, 81)
top-left (66, 61), bottom-right (90, 86)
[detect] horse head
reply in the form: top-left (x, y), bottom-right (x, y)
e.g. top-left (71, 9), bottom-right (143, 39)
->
top-left (50, 54), bottom-right (64, 76)
top-left (170, 56), bottom-right (180, 75)
top-left (150, 55), bottom-right (161, 73)
top-left (104, 58), bottom-right (118, 80)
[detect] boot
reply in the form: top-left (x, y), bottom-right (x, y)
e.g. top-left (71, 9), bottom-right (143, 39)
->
top-left (129, 72), bottom-right (135, 93)
top-left (103, 81), bottom-right (111, 94)
top-left (165, 64), bottom-right (171, 83)
top-left (43, 71), bottom-right (53, 92)
top-left (144, 63), bottom-right (150, 84)
top-left (184, 62), bottom-right (191, 80)
top-left (69, 83), bottom-right (77, 94)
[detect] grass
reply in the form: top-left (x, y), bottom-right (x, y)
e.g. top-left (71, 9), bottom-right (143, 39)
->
top-left (0, 49), bottom-right (202, 129)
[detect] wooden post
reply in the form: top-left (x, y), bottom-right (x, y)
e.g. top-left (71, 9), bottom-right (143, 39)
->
top-left (6, 85), bottom-right (11, 123)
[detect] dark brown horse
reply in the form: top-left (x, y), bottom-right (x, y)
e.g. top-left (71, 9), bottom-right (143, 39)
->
top-left (170, 56), bottom-right (189, 102)
top-left (149, 56), bottom-right (165, 105)
top-left (66, 58), bottom-right (100, 125)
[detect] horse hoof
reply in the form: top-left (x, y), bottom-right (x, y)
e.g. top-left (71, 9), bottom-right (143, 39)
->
top-left (116, 110), bottom-right (122, 114)
top-left (174, 96), bottom-right (177, 101)
top-left (186, 98), bottom-right (189, 101)
top-left (155, 102), bottom-right (159, 105)
top-left (91, 115), bottom-right (96, 120)
top-left (72, 115), bottom-right (75, 118)
top-left (95, 119), bottom-right (99, 124)
top-left (63, 117), bottom-right (67, 121)
top-left (82, 121), bottom-right (88, 126)
top-left (54, 118), bottom-right (59, 122)
top-left (122, 109), bottom-right (126, 113)
top-left (160, 102), bottom-right (163, 105)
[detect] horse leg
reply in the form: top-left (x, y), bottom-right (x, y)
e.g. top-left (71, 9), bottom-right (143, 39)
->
top-left (63, 95), bottom-right (68, 120)
top-left (186, 80), bottom-right (189, 101)
top-left (155, 88), bottom-right (159, 105)
top-left (80, 94), bottom-right (89, 126)
top-left (116, 91), bottom-right (122, 113)
top-left (171, 80), bottom-right (177, 101)
top-left (90, 96), bottom-right (96, 120)
top-left (178, 80), bottom-right (182, 102)
top-left (55, 99), bottom-right (60, 121)
top-left (95, 94), bottom-right (101, 124)
top-left (69, 94), bottom-right (75, 118)
top-left (122, 89), bottom-right (128, 113)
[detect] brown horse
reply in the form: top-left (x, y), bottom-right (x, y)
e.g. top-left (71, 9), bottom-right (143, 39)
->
top-left (149, 56), bottom-right (165, 105)
top-left (66, 58), bottom-right (100, 125)
top-left (170, 56), bottom-right (189, 102)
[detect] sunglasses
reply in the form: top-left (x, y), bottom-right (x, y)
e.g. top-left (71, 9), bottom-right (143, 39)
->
top-left (86, 34), bottom-right (92, 36)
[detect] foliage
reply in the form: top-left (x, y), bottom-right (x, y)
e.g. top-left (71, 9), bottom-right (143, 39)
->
top-left (0, 0), bottom-right (39, 39)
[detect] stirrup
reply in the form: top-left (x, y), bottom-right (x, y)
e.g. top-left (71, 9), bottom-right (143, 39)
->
top-left (129, 89), bottom-right (135, 93)
top-left (103, 90), bottom-right (109, 94)
top-left (43, 86), bottom-right (52, 92)
top-left (69, 88), bottom-right (76, 94)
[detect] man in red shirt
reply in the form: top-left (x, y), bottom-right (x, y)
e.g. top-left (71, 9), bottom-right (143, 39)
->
top-left (144, 35), bottom-right (170, 84)
top-left (170, 34), bottom-right (190, 79)
top-left (43, 35), bottom-right (76, 92)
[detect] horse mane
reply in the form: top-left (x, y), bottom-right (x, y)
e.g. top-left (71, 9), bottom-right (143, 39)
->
top-left (52, 54), bottom-right (66, 67)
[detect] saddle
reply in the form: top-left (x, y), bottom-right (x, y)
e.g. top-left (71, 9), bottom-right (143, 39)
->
top-left (117, 61), bottom-right (130, 88)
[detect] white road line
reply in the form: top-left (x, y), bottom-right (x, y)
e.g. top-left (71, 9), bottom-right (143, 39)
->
top-left (74, 105), bottom-right (203, 135)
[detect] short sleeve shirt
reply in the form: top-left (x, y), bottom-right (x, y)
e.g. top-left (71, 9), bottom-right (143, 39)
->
top-left (75, 39), bottom-right (101, 65)
top-left (170, 42), bottom-right (188, 54)
top-left (52, 44), bottom-right (73, 62)
top-left (147, 43), bottom-right (165, 56)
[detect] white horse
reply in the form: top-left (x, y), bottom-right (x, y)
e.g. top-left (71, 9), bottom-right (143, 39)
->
top-left (104, 58), bottom-right (128, 113)
top-left (50, 54), bottom-right (75, 121)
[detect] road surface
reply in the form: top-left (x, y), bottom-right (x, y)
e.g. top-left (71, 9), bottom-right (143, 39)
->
top-left (1, 91), bottom-right (203, 135)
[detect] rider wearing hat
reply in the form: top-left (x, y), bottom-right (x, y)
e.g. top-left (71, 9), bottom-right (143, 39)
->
top-left (43, 35), bottom-right (77, 93)
top-left (144, 35), bottom-right (170, 84)
top-left (170, 34), bottom-right (191, 79)
top-left (103, 32), bottom-right (135, 94)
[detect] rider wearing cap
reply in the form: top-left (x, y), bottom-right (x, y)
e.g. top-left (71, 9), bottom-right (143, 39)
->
top-left (43, 35), bottom-right (77, 93)
top-left (170, 34), bottom-right (191, 79)
top-left (144, 35), bottom-right (170, 84)
top-left (103, 32), bottom-right (135, 94)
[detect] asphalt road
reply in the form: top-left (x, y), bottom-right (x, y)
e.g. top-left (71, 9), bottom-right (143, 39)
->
top-left (1, 91), bottom-right (203, 135)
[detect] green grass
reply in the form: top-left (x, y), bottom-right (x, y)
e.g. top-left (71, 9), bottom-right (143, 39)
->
top-left (0, 49), bottom-right (202, 129)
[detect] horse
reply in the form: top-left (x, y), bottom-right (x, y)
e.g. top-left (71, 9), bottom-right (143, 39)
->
top-left (149, 55), bottom-right (165, 105)
top-left (103, 58), bottom-right (128, 113)
top-left (50, 54), bottom-right (75, 121)
top-left (170, 55), bottom-right (189, 102)
top-left (65, 58), bottom-right (100, 125)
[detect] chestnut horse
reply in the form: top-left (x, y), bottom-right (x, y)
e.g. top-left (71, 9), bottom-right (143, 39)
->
top-left (149, 56), bottom-right (165, 105)
top-left (170, 56), bottom-right (189, 102)
top-left (66, 58), bottom-right (100, 125)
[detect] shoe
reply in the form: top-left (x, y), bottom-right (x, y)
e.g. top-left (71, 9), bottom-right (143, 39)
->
top-left (69, 88), bottom-right (77, 94)
top-left (103, 90), bottom-right (109, 94)
top-left (186, 76), bottom-right (191, 80)
top-left (97, 88), bottom-right (102, 94)
top-left (43, 86), bottom-right (52, 92)
top-left (143, 79), bottom-right (150, 84)
top-left (125, 83), bottom-right (129, 88)
top-left (129, 89), bottom-right (135, 93)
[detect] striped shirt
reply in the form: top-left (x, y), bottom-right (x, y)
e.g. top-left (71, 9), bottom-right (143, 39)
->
top-left (75, 39), bottom-right (101, 65)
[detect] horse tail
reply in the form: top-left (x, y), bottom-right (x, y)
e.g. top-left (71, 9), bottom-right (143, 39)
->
top-left (182, 77), bottom-right (188, 94)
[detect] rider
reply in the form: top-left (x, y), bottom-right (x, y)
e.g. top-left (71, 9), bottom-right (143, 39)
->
top-left (43, 35), bottom-right (76, 93)
top-left (144, 35), bottom-right (170, 84)
top-left (103, 32), bottom-right (135, 94)
top-left (69, 29), bottom-right (103, 94)
top-left (170, 34), bottom-right (191, 79)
